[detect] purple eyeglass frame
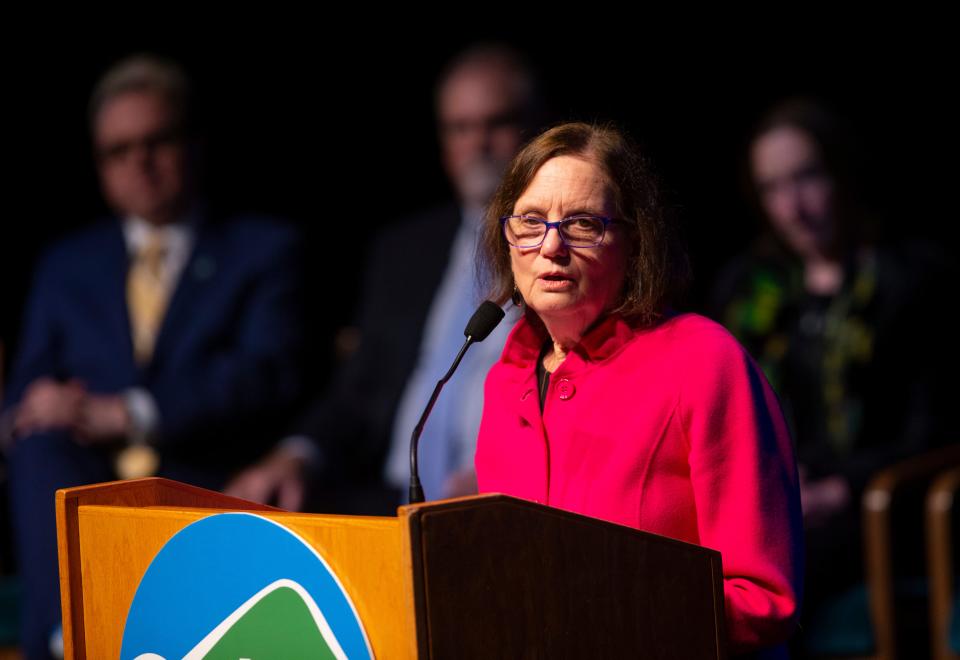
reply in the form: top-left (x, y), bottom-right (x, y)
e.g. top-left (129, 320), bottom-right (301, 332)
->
top-left (500, 214), bottom-right (617, 249)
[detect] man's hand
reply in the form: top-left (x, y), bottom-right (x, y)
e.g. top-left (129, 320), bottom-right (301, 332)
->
top-left (14, 379), bottom-right (132, 444)
top-left (442, 466), bottom-right (479, 499)
top-left (75, 394), bottom-right (131, 444)
top-left (225, 448), bottom-right (307, 511)
top-left (799, 465), bottom-right (851, 527)
top-left (13, 378), bottom-right (86, 436)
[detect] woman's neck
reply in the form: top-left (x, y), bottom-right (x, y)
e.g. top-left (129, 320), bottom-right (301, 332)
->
top-left (538, 310), bottom-right (604, 372)
top-left (803, 256), bottom-right (844, 296)
top-left (543, 340), bottom-right (572, 372)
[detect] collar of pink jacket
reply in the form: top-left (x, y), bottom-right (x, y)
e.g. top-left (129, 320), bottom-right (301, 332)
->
top-left (499, 310), bottom-right (661, 376)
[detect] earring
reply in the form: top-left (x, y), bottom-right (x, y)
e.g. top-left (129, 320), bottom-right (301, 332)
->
top-left (511, 284), bottom-right (523, 307)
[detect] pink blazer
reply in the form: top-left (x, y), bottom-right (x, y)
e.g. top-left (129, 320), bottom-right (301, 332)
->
top-left (476, 312), bottom-right (803, 654)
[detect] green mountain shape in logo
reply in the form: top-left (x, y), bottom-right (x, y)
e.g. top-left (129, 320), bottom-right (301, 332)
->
top-left (153, 578), bottom-right (349, 660)
top-left (201, 585), bottom-right (335, 659)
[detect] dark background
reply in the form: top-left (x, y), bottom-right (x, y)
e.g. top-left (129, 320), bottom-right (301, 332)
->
top-left (3, 27), bottom-right (955, 381)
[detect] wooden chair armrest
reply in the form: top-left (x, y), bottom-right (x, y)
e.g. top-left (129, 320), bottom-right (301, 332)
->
top-left (927, 465), bottom-right (960, 660)
top-left (863, 445), bottom-right (960, 660)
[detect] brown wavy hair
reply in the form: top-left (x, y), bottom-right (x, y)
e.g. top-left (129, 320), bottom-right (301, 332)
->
top-left (477, 121), bottom-right (689, 327)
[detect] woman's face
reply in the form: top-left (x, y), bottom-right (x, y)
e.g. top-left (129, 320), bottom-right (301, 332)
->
top-left (750, 125), bottom-right (837, 258)
top-left (510, 155), bottom-right (629, 332)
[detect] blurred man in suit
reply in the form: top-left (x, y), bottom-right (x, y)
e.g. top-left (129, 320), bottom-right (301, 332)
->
top-left (3, 55), bottom-right (305, 659)
top-left (226, 44), bottom-right (545, 512)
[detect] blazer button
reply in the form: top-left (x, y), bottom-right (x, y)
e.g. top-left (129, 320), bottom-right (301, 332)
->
top-left (556, 378), bottom-right (575, 400)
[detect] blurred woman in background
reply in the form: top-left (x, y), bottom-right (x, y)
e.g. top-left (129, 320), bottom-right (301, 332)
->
top-left (712, 98), bottom-right (950, 655)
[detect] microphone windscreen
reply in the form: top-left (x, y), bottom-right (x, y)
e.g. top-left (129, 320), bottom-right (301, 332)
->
top-left (464, 301), bottom-right (506, 342)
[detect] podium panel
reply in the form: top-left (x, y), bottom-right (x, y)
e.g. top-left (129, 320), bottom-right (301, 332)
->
top-left (403, 496), bottom-right (725, 659)
top-left (57, 478), bottom-right (726, 659)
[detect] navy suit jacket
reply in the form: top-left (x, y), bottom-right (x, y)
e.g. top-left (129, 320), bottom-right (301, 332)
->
top-left (5, 211), bottom-right (306, 475)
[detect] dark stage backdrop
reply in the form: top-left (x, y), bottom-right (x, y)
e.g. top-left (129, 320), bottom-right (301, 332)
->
top-left (3, 27), bottom-right (954, 386)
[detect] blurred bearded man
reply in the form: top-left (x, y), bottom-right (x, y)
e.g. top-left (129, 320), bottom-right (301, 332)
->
top-left (226, 44), bottom-right (545, 511)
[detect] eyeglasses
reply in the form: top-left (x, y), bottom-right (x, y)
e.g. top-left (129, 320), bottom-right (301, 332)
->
top-left (96, 128), bottom-right (184, 165)
top-left (501, 214), bottom-right (617, 249)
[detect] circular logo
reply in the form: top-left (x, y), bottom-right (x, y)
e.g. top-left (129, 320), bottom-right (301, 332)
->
top-left (121, 513), bottom-right (372, 659)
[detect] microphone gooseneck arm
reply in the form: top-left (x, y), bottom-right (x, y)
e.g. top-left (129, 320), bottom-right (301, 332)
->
top-left (408, 336), bottom-right (475, 505)
top-left (408, 300), bottom-right (505, 505)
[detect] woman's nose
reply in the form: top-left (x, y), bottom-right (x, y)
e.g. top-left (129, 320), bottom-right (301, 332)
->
top-left (539, 225), bottom-right (568, 257)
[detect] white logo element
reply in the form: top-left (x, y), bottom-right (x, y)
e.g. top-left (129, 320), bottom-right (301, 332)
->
top-left (133, 578), bottom-right (348, 660)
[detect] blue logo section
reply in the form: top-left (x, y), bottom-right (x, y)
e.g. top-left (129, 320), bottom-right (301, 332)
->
top-left (121, 513), bottom-right (372, 660)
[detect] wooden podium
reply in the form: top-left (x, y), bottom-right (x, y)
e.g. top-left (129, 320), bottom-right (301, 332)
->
top-left (57, 478), bottom-right (727, 658)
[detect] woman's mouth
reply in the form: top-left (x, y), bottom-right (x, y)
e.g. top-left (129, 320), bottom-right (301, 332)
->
top-left (538, 273), bottom-right (575, 291)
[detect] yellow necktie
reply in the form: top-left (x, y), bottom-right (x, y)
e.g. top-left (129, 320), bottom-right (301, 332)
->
top-left (127, 231), bottom-right (170, 364)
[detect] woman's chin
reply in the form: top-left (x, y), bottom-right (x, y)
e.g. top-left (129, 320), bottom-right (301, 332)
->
top-left (529, 295), bottom-right (604, 329)
top-left (528, 292), bottom-right (579, 315)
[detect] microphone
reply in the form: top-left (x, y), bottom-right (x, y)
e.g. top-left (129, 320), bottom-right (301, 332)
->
top-left (409, 301), bottom-right (506, 504)
top-left (463, 300), bottom-right (507, 342)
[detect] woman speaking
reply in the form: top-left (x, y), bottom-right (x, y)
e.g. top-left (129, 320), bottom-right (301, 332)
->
top-left (475, 122), bottom-right (802, 656)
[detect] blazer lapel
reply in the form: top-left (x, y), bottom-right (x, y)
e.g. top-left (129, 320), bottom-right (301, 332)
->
top-left (103, 222), bottom-right (139, 377)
